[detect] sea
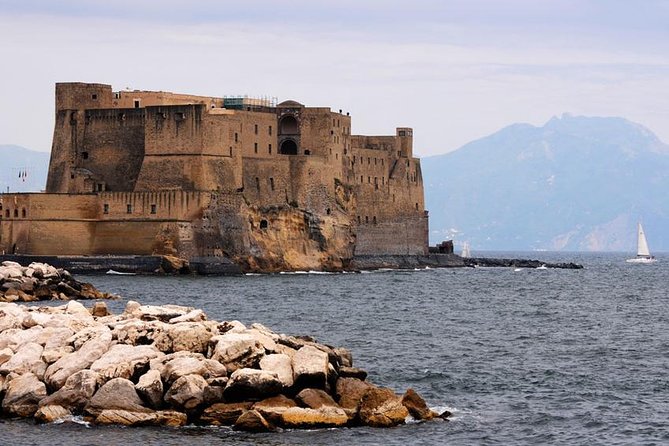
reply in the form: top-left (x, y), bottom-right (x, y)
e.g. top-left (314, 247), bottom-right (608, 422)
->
top-left (2, 252), bottom-right (667, 445)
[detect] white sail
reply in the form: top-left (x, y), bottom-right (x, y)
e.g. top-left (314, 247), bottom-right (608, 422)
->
top-left (461, 242), bottom-right (471, 258)
top-left (627, 222), bottom-right (656, 263)
top-left (637, 223), bottom-right (651, 257)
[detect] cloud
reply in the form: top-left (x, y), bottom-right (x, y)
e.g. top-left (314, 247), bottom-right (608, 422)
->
top-left (0, 2), bottom-right (668, 155)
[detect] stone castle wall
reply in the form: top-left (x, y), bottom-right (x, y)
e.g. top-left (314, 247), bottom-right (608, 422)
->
top-left (1, 82), bottom-right (429, 269)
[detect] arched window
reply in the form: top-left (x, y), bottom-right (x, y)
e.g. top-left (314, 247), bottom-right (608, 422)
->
top-left (280, 115), bottom-right (298, 134)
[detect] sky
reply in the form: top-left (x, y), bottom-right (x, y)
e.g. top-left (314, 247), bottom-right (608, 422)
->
top-left (1, 0), bottom-right (668, 156)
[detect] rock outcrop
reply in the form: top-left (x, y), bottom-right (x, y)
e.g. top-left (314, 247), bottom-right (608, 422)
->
top-left (0, 261), bottom-right (113, 302)
top-left (0, 300), bottom-right (446, 430)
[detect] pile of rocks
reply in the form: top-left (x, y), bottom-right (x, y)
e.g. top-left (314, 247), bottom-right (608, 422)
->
top-left (0, 300), bottom-right (448, 431)
top-left (0, 261), bottom-right (111, 302)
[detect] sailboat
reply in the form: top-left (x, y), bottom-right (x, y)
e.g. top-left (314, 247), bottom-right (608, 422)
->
top-left (461, 241), bottom-right (471, 258)
top-left (626, 222), bottom-right (656, 263)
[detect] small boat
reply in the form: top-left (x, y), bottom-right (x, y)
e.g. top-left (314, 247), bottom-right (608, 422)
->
top-left (626, 222), bottom-right (656, 263)
top-left (461, 241), bottom-right (471, 258)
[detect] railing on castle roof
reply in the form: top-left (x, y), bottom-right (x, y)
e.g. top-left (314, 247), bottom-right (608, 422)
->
top-left (222, 95), bottom-right (277, 109)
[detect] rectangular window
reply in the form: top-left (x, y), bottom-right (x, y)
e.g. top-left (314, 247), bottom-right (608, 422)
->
top-left (150, 204), bottom-right (156, 214)
top-left (92, 94), bottom-right (98, 100)
top-left (254, 142), bottom-right (258, 153)
top-left (255, 177), bottom-right (260, 190)
top-left (270, 177), bottom-right (275, 191)
top-left (103, 204), bottom-right (109, 214)
top-left (254, 124), bottom-right (258, 135)
top-left (134, 100), bottom-right (140, 108)
top-left (126, 204), bottom-right (132, 214)
top-left (234, 133), bottom-right (238, 142)
top-left (269, 125), bottom-right (272, 136)
top-left (268, 144), bottom-right (272, 154)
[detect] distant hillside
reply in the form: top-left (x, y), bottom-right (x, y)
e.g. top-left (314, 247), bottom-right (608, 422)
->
top-left (0, 145), bottom-right (50, 193)
top-left (422, 114), bottom-right (669, 253)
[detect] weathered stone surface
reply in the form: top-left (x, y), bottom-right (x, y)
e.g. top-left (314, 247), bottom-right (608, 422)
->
top-left (210, 332), bottom-right (265, 371)
top-left (401, 388), bottom-right (436, 421)
top-left (95, 409), bottom-right (157, 426)
top-left (200, 402), bottom-right (253, 426)
top-left (95, 408), bottom-right (187, 427)
top-left (224, 368), bottom-right (283, 402)
top-left (40, 327), bottom-right (75, 364)
top-left (338, 366), bottom-right (368, 380)
top-left (35, 404), bottom-right (72, 423)
top-left (0, 342), bottom-right (46, 379)
top-left (280, 406), bottom-right (349, 428)
top-left (233, 409), bottom-right (275, 433)
top-left (135, 369), bottom-right (164, 409)
top-left (85, 377), bottom-right (149, 417)
top-left (259, 353), bottom-right (293, 388)
top-left (335, 377), bottom-right (374, 420)
top-left (168, 309), bottom-right (205, 324)
top-left (153, 322), bottom-right (216, 354)
top-left (0, 346), bottom-right (13, 365)
top-left (296, 388), bottom-right (340, 409)
top-left (0, 325), bottom-right (43, 351)
top-left (358, 387), bottom-right (409, 427)
top-left (90, 344), bottom-right (163, 382)
top-left (251, 394), bottom-right (298, 424)
top-left (130, 304), bottom-right (196, 322)
top-left (39, 369), bottom-right (100, 412)
top-left (90, 302), bottom-right (110, 317)
top-left (159, 354), bottom-right (226, 384)
top-left (2, 372), bottom-right (48, 417)
top-left (164, 374), bottom-right (208, 410)
top-left (44, 329), bottom-right (112, 390)
top-left (292, 345), bottom-right (329, 389)
top-left (333, 347), bottom-right (353, 367)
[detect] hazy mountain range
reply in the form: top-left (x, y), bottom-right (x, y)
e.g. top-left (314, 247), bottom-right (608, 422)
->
top-left (0, 145), bottom-right (50, 193)
top-left (422, 114), bottom-right (669, 253)
top-left (3, 114), bottom-right (668, 253)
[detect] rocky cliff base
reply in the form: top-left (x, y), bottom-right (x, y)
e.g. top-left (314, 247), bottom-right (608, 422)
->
top-left (0, 261), bottom-right (112, 303)
top-left (0, 300), bottom-right (448, 431)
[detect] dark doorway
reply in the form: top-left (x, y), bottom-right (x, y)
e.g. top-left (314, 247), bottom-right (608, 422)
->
top-left (280, 139), bottom-right (298, 155)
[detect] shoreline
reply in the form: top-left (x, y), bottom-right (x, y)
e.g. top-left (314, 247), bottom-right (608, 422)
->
top-left (0, 253), bottom-right (583, 275)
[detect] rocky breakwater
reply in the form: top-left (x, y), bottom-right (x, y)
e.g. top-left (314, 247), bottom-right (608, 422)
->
top-left (0, 261), bottom-right (112, 302)
top-left (0, 300), bottom-right (449, 431)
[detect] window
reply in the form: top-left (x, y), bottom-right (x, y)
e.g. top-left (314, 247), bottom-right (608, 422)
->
top-left (21, 208), bottom-right (26, 218)
top-left (399, 130), bottom-right (406, 136)
top-left (151, 204), bottom-right (157, 214)
top-left (365, 216), bottom-right (369, 224)
top-left (134, 100), bottom-right (140, 108)
top-left (269, 125), bottom-right (272, 135)
top-left (357, 216), bottom-right (361, 224)
top-left (415, 203), bottom-right (419, 210)
top-left (260, 219), bottom-right (268, 229)
top-left (269, 178), bottom-right (275, 191)
top-left (268, 144), bottom-right (272, 154)
top-left (103, 204), bottom-right (109, 214)
top-left (127, 204), bottom-right (132, 214)
top-left (82, 151), bottom-right (89, 160)
top-left (255, 177), bottom-right (260, 191)
top-left (373, 216), bottom-right (377, 225)
top-left (254, 124), bottom-right (258, 135)
top-left (234, 133), bottom-right (238, 142)
top-left (92, 94), bottom-right (97, 100)
top-left (254, 142), bottom-right (258, 153)
top-left (14, 209), bottom-right (18, 218)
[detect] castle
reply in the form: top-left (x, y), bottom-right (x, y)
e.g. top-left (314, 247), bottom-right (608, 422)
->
top-left (0, 83), bottom-right (428, 271)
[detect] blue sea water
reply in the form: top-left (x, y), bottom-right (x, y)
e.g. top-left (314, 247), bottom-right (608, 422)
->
top-left (2, 252), bottom-right (668, 445)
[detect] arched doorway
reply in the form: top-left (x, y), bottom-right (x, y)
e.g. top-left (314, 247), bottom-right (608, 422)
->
top-left (280, 139), bottom-right (298, 155)
top-left (280, 115), bottom-right (298, 134)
